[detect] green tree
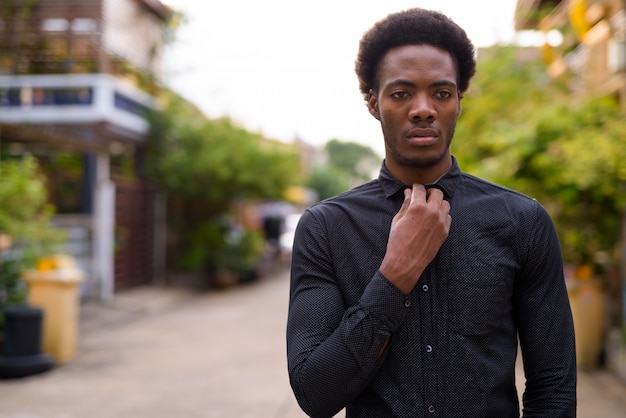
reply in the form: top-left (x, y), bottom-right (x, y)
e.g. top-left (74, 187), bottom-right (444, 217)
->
top-left (325, 139), bottom-right (380, 185)
top-left (306, 166), bottom-right (351, 201)
top-left (144, 94), bottom-right (301, 272)
top-left (455, 46), bottom-right (626, 272)
top-left (307, 139), bottom-right (381, 201)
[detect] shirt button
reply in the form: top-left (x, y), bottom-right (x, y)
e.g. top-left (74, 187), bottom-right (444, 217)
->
top-left (428, 405), bottom-right (435, 413)
top-left (426, 345), bottom-right (433, 353)
top-left (422, 284), bottom-right (429, 292)
top-left (404, 299), bottom-right (411, 308)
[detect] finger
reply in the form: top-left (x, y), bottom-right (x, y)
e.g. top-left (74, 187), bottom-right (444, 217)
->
top-left (441, 199), bottom-right (451, 213)
top-left (411, 184), bottom-right (427, 202)
top-left (396, 188), bottom-right (412, 218)
top-left (425, 187), bottom-right (444, 204)
top-left (441, 200), bottom-right (452, 228)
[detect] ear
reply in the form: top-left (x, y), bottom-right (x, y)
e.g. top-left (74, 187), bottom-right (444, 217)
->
top-left (367, 90), bottom-right (380, 120)
top-left (457, 93), bottom-right (463, 117)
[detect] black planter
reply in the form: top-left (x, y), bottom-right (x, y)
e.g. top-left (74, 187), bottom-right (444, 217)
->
top-left (0, 305), bottom-right (53, 379)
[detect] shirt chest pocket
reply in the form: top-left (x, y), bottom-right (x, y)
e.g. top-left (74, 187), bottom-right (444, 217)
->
top-left (447, 280), bottom-right (508, 339)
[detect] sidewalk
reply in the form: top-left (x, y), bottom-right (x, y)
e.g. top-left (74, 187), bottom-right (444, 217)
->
top-left (0, 268), bottom-right (625, 417)
top-left (0, 268), bottom-right (305, 418)
top-left (78, 282), bottom-right (198, 337)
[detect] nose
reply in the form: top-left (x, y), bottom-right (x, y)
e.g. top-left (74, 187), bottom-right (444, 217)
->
top-left (408, 94), bottom-right (436, 122)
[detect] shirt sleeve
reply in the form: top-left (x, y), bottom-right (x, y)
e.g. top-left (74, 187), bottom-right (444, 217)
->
top-left (286, 208), bottom-right (410, 417)
top-left (515, 203), bottom-right (577, 417)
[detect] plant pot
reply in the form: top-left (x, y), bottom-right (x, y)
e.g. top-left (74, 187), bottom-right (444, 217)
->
top-left (0, 305), bottom-right (54, 379)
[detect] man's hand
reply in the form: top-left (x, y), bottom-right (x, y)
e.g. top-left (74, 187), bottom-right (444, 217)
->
top-left (379, 184), bottom-right (451, 295)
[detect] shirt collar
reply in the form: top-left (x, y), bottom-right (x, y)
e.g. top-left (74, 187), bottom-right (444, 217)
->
top-left (378, 156), bottom-right (461, 199)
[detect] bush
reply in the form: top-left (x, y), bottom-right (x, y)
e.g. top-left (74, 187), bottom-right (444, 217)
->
top-left (0, 155), bottom-right (65, 326)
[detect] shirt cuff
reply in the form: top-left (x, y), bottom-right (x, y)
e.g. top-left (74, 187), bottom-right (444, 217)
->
top-left (359, 270), bottom-right (413, 329)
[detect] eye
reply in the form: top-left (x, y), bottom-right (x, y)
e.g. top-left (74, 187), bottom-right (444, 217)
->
top-left (434, 90), bottom-right (453, 99)
top-left (390, 91), bottom-right (410, 100)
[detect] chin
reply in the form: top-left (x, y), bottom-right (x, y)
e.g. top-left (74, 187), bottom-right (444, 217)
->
top-left (385, 134), bottom-right (453, 170)
top-left (388, 148), bottom-right (447, 170)
top-left (400, 156), bottom-right (442, 169)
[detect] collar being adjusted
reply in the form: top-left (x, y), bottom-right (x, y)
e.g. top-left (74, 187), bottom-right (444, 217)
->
top-left (425, 182), bottom-right (450, 198)
top-left (378, 156), bottom-right (460, 200)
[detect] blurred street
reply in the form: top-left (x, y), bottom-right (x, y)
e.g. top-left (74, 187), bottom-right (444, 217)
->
top-left (1, 267), bottom-right (626, 418)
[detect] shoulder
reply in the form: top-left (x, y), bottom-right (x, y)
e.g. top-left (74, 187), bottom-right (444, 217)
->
top-left (460, 172), bottom-right (541, 209)
top-left (305, 179), bottom-right (383, 218)
top-left (297, 179), bottom-right (389, 240)
top-left (457, 172), bottom-right (554, 231)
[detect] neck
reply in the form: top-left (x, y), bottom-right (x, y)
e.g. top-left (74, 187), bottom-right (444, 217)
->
top-left (385, 154), bottom-right (453, 186)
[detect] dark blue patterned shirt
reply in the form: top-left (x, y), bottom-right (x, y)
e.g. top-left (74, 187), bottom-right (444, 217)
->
top-left (287, 157), bottom-right (576, 417)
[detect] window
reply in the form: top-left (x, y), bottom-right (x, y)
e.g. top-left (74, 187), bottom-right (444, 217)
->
top-left (41, 18), bottom-right (70, 32)
top-left (71, 18), bottom-right (98, 34)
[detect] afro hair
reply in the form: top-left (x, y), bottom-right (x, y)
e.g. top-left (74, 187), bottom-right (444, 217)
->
top-left (355, 8), bottom-right (476, 100)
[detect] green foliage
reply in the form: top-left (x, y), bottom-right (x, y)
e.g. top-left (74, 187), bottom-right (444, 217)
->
top-left (325, 139), bottom-right (380, 184)
top-left (1, 0), bottom-right (39, 19)
top-left (0, 156), bottom-right (46, 234)
top-left (307, 139), bottom-right (381, 201)
top-left (146, 95), bottom-right (300, 206)
top-left (144, 93), bottom-right (301, 271)
top-left (0, 155), bottom-right (65, 255)
top-left (455, 46), bottom-right (626, 270)
top-left (0, 259), bottom-right (28, 327)
top-left (307, 166), bottom-right (351, 201)
top-left (177, 222), bottom-right (226, 271)
top-left (217, 227), bottom-right (265, 275)
top-left (0, 154), bottom-right (65, 324)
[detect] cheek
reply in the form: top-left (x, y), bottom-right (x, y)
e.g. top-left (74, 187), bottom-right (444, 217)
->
top-left (443, 106), bottom-right (461, 125)
top-left (379, 106), bottom-right (404, 125)
top-left (378, 112), bottom-right (400, 137)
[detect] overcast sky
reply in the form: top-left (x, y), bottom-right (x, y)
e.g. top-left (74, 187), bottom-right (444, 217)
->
top-left (161, 0), bottom-right (521, 155)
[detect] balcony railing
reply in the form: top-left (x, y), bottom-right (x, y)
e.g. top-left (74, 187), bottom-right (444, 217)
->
top-left (0, 74), bottom-right (156, 140)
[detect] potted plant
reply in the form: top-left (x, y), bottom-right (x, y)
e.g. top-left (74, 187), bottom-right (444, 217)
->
top-left (0, 155), bottom-right (65, 343)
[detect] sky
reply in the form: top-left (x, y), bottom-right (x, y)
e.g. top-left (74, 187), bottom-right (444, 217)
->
top-left (161, 0), bottom-right (522, 155)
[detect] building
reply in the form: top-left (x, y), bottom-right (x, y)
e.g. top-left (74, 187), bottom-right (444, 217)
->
top-left (515, 0), bottom-right (626, 381)
top-left (515, 0), bottom-right (626, 107)
top-left (0, 0), bottom-right (173, 300)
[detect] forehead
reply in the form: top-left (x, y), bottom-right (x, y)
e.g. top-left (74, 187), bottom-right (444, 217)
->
top-left (377, 44), bottom-right (458, 87)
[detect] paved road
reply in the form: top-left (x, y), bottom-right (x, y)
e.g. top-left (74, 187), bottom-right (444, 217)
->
top-left (1, 268), bottom-right (625, 417)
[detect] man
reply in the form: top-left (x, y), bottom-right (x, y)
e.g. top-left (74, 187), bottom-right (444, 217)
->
top-left (286, 8), bottom-right (576, 418)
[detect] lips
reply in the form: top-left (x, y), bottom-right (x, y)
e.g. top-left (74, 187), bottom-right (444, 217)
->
top-left (406, 127), bottom-right (439, 146)
top-left (407, 127), bottom-right (439, 138)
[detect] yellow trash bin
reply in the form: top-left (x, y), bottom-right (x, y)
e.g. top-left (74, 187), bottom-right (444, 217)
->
top-left (567, 278), bottom-right (605, 369)
top-left (22, 256), bottom-right (84, 364)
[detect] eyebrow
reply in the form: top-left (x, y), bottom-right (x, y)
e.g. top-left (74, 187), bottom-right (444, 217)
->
top-left (386, 79), bottom-right (458, 89)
